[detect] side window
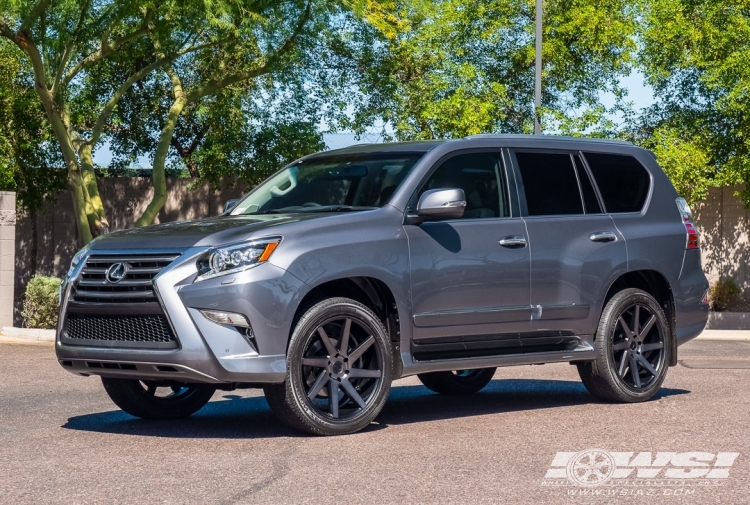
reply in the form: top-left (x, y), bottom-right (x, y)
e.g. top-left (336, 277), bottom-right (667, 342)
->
top-left (573, 155), bottom-right (602, 214)
top-left (583, 153), bottom-right (650, 213)
top-left (515, 152), bottom-right (583, 216)
top-left (416, 152), bottom-right (509, 219)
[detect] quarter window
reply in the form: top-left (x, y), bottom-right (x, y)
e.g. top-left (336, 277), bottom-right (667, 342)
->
top-left (515, 152), bottom-right (583, 216)
top-left (583, 153), bottom-right (650, 213)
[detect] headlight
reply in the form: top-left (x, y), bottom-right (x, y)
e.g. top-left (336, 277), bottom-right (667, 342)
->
top-left (195, 237), bottom-right (281, 282)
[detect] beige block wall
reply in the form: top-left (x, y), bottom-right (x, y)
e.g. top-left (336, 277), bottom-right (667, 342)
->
top-left (13, 178), bottom-right (247, 325)
top-left (0, 191), bottom-right (15, 327)
top-left (694, 184), bottom-right (750, 293)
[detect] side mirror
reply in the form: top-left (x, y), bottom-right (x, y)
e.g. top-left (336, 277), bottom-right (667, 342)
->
top-left (415, 188), bottom-right (466, 221)
top-left (223, 199), bottom-right (239, 213)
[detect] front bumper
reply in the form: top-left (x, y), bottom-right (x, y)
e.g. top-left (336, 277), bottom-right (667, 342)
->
top-left (56, 247), bottom-right (308, 384)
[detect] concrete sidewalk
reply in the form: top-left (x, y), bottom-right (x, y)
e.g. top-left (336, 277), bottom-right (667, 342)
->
top-left (1, 326), bottom-right (749, 345)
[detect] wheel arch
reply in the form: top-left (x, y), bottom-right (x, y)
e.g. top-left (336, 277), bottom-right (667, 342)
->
top-left (602, 269), bottom-right (677, 366)
top-left (291, 276), bottom-right (401, 341)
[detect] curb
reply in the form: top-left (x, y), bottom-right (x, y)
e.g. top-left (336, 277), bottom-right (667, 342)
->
top-left (0, 326), bottom-right (55, 344)
top-left (694, 329), bottom-right (750, 341)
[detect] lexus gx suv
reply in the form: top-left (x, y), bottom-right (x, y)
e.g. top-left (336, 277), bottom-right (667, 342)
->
top-left (56, 135), bottom-right (709, 435)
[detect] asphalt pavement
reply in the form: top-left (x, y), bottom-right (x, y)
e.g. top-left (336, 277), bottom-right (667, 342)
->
top-left (0, 339), bottom-right (748, 505)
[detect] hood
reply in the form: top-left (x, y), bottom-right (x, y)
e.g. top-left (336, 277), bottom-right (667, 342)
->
top-left (89, 214), bottom-right (327, 250)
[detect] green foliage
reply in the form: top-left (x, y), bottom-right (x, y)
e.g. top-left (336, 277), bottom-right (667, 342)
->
top-left (709, 278), bottom-right (742, 312)
top-left (638, 0), bottom-right (750, 206)
top-left (326, 0), bottom-right (637, 139)
top-left (0, 39), bottom-right (67, 215)
top-left (22, 275), bottom-right (62, 329)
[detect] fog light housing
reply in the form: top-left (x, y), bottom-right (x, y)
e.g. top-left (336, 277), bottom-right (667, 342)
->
top-left (200, 310), bottom-right (251, 328)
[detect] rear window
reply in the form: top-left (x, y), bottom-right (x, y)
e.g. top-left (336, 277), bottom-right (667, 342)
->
top-left (514, 152), bottom-right (583, 216)
top-left (583, 153), bottom-right (650, 213)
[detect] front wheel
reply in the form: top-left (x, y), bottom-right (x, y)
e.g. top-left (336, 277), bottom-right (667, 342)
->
top-left (101, 378), bottom-right (215, 419)
top-left (264, 297), bottom-right (393, 436)
top-left (577, 288), bottom-right (671, 403)
top-left (417, 368), bottom-right (496, 395)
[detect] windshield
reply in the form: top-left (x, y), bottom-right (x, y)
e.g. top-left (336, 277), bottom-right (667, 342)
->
top-left (230, 152), bottom-right (425, 215)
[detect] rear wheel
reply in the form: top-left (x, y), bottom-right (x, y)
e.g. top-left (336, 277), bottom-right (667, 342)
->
top-left (101, 378), bottom-right (215, 419)
top-left (264, 297), bottom-right (393, 436)
top-left (417, 368), bottom-right (496, 395)
top-left (577, 288), bottom-right (671, 402)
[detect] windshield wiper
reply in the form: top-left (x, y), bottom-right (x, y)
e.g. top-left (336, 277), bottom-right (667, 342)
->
top-left (260, 205), bottom-right (376, 214)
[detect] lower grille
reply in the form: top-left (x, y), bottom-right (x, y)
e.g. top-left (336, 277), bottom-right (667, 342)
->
top-left (64, 314), bottom-right (178, 349)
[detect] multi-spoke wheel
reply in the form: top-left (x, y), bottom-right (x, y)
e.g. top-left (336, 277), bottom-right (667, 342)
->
top-left (577, 288), bottom-right (671, 402)
top-left (101, 377), bottom-right (216, 419)
top-left (417, 368), bottom-right (496, 395)
top-left (264, 297), bottom-right (393, 435)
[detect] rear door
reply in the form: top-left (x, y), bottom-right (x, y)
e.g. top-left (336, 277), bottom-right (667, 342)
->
top-left (509, 149), bottom-right (627, 337)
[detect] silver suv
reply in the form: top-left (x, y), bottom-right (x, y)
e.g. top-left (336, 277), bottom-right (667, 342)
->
top-left (56, 135), bottom-right (709, 435)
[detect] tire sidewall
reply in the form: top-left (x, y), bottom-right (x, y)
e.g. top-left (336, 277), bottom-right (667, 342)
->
top-left (597, 289), bottom-right (671, 401)
top-left (286, 298), bottom-right (392, 435)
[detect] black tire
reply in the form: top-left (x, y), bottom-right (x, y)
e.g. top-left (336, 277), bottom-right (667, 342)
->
top-left (417, 368), bottom-right (496, 395)
top-left (577, 288), bottom-right (671, 403)
top-left (101, 378), bottom-right (215, 420)
top-left (264, 297), bottom-right (393, 436)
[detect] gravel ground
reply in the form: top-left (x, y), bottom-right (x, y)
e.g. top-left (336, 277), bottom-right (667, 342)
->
top-left (0, 340), bottom-right (748, 505)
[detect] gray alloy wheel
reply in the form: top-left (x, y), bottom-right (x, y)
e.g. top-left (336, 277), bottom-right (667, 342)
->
top-left (264, 297), bottom-right (393, 436)
top-left (101, 377), bottom-right (216, 419)
top-left (577, 288), bottom-right (671, 403)
top-left (417, 368), bottom-right (496, 395)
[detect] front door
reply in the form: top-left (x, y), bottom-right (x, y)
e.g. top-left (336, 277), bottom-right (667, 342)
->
top-left (405, 151), bottom-right (531, 349)
top-left (510, 150), bottom-right (627, 337)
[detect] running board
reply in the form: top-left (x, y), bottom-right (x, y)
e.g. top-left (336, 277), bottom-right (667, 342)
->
top-left (400, 343), bottom-right (596, 377)
top-left (411, 333), bottom-right (581, 361)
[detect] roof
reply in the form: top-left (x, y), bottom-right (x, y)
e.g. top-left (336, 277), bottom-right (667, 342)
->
top-left (306, 135), bottom-right (634, 160)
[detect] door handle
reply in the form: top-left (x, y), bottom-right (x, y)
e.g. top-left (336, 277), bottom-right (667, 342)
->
top-left (589, 231), bottom-right (617, 242)
top-left (499, 236), bottom-right (527, 248)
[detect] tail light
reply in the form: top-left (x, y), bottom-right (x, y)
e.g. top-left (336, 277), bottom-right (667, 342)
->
top-left (676, 197), bottom-right (699, 249)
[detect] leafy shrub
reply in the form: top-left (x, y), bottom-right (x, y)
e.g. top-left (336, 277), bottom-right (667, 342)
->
top-left (709, 278), bottom-right (741, 312)
top-left (22, 275), bottom-right (61, 329)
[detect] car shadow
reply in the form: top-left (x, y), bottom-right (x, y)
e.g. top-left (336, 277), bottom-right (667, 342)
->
top-left (62, 379), bottom-right (690, 439)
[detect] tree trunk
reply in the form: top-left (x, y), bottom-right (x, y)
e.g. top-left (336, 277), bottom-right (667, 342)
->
top-left (134, 97), bottom-right (187, 227)
top-left (78, 144), bottom-right (110, 235)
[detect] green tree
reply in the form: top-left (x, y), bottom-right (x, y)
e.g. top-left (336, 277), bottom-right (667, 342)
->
top-left (0, 38), bottom-right (67, 276)
top-left (638, 0), bottom-right (749, 205)
top-left (0, 0), bottom-right (328, 243)
top-left (326, 0), bottom-right (637, 139)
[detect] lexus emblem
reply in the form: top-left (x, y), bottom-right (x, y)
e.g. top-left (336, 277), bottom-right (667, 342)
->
top-left (106, 262), bottom-right (129, 283)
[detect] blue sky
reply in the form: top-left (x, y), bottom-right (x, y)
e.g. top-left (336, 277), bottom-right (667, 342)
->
top-left (93, 72), bottom-right (657, 168)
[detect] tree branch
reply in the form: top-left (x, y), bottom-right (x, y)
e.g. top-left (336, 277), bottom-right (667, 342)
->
top-left (51, 0), bottom-right (91, 97)
top-left (85, 40), bottom-right (220, 147)
top-left (19, 0), bottom-right (50, 33)
top-left (63, 10), bottom-right (152, 85)
top-left (186, 0), bottom-right (313, 103)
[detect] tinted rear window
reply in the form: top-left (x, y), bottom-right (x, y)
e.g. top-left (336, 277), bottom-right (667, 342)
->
top-left (583, 153), bottom-right (650, 213)
top-left (515, 152), bottom-right (583, 216)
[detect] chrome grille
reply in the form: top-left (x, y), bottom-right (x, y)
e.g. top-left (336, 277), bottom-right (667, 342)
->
top-left (73, 254), bottom-right (180, 304)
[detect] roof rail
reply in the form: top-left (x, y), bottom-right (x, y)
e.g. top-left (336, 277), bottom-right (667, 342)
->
top-left (463, 134), bottom-right (633, 145)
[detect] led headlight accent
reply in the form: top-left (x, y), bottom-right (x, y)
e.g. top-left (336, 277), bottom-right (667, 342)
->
top-left (195, 237), bottom-right (281, 282)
